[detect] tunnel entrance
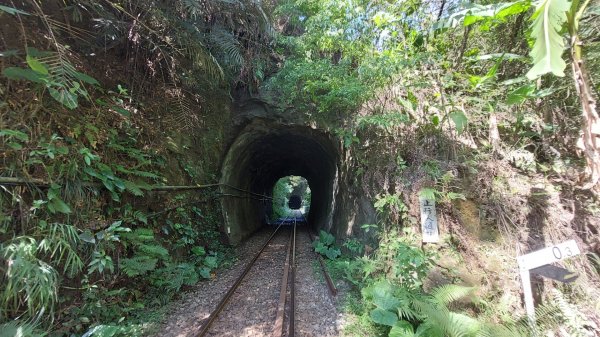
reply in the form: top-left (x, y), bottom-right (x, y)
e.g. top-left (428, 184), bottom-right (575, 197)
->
top-left (272, 176), bottom-right (311, 220)
top-left (220, 120), bottom-right (339, 244)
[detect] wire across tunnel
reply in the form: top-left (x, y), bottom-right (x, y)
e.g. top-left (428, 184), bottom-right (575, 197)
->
top-left (220, 120), bottom-right (339, 244)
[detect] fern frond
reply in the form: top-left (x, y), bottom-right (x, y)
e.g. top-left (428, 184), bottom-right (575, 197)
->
top-left (162, 88), bottom-right (204, 131)
top-left (476, 324), bottom-right (526, 337)
top-left (549, 289), bottom-right (591, 337)
top-left (149, 263), bottom-right (198, 293)
top-left (123, 180), bottom-right (144, 196)
top-left (446, 312), bottom-right (481, 337)
top-left (393, 287), bottom-right (421, 321)
top-left (209, 27), bottom-right (244, 70)
top-left (45, 17), bottom-right (95, 41)
top-left (28, 1), bottom-right (99, 109)
top-left (120, 255), bottom-right (157, 277)
top-left (174, 20), bottom-right (226, 81)
top-left (431, 284), bottom-right (476, 306)
top-left (138, 244), bottom-right (169, 260)
top-left (121, 228), bottom-right (155, 243)
top-left (506, 303), bottom-right (563, 336)
top-left (180, 0), bottom-right (203, 19)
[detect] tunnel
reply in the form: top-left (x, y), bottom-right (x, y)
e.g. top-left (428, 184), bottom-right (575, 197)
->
top-left (288, 195), bottom-right (302, 210)
top-left (220, 120), bottom-right (339, 244)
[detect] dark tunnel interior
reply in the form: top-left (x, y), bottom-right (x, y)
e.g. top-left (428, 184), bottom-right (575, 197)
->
top-left (220, 121), bottom-right (339, 244)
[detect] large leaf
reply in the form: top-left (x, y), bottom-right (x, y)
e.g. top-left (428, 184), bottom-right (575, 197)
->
top-left (3, 67), bottom-right (46, 83)
top-left (373, 292), bottom-right (401, 311)
top-left (79, 230), bottom-right (96, 244)
top-left (324, 247), bottom-right (341, 260)
top-left (48, 198), bottom-right (72, 214)
top-left (448, 111), bottom-right (468, 134)
top-left (49, 87), bottom-right (78, 109)
top-left (370, 308), bottom-right (399, 327)
top-left (81, 325), bottom-right (120, 337)
top-left (507, 83), bottom-right (537, 104)
top-left (26, 55), bottom-right (48, 75)
top-left (507, 83), bottom-right (557, 104)
top-left (71, 69), bottom-right (100, 85)
top-left (526, 0), bottom-right (570, 79)
top-left (464, 1), bottom-right (531, 26)
top-left (389, 321), bottom-right (414, 337)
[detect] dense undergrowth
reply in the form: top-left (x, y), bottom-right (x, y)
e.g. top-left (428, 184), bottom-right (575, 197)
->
top-left (1, 0), bottom-right (600, 336)
top-left (0, 0), bottom-right (273, 335)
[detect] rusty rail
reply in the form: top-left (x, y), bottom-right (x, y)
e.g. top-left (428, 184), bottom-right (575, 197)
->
top-left (289, 216), bottom-right (297, 337)
top-left (302, 213), bottom-right (338, 297)
top-left (272, 230), bottom-right (292, 337)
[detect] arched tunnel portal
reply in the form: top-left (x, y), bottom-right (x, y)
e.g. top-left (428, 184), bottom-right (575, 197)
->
top-left (220, 120), bottom-right (339, 244)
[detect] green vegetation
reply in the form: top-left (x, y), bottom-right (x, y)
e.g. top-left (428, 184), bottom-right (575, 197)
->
top-left (267, 1), bottom-right (599, 334)
top-left (0, 0), bottom-right (262, 335)
top-left (313, 230), bottom-right (342, 260)
top-left (1, 0), bottom-right (599, 335)
top-left (272, 176), bottom-right (311, 219)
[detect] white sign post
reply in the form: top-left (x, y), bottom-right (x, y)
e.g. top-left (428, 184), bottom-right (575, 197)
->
top-left (419, 197), bottom-right (439, 243)
top-left (517, 240), bottom-right (581, 320)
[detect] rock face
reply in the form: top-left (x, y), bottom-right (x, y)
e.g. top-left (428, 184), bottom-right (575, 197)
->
top-left (219, 100), bottom-right (376, 244)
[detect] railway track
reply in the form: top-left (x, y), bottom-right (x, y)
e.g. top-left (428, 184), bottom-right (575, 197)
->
top-left (194, 211), bottom-right (336, 337)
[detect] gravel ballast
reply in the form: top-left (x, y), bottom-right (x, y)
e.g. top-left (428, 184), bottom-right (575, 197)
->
top-left (153, 225), bottom-right (344, 337)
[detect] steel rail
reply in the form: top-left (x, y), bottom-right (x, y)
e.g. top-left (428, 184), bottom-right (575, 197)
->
top-left (194, 216), bottom-right (291, 337)
top-left (301, 213), bottom-right (338, 297)
top-left (289, 215), bottom-right (297, 337)
top-left (272, 226), bottom-right (293, 337)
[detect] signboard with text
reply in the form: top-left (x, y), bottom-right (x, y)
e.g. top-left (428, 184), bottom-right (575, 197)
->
top-left (419, 197), bottom-right (439, 243)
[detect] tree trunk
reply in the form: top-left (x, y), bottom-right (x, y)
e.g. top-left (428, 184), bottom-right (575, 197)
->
top-left (571, 41), bottom-right (600, 189)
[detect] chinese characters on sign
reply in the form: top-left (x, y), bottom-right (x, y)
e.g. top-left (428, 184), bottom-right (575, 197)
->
top-left (419, 197), bottom-right (439, 243)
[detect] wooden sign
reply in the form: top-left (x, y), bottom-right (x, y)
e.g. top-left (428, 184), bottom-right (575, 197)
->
top-left (419, 197), bottom-right (439, 243)
top-left (517, 240), bottom-right (581, 320)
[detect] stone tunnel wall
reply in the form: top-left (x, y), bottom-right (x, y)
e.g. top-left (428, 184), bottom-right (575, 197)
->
top-left (219, 100), bottom-right (378, 245)
top-left (219, 118), bottom-right (340, 244)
